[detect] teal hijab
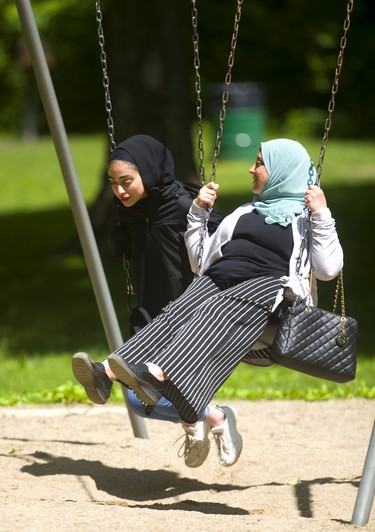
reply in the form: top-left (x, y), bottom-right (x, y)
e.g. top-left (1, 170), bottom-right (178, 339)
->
top-left (253, 138), bottom-right (317, 227)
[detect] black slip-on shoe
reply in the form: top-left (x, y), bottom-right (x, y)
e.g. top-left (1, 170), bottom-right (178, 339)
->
top-left (72, 352), bottom-right (113, 404)
top-left (107, 354), bottom-right (165, 406)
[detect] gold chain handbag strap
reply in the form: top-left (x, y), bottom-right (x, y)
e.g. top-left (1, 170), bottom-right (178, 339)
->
top-left (306, 268), bottom-right (347, 345)
top-left (333, 269), bottom-right (348, 345)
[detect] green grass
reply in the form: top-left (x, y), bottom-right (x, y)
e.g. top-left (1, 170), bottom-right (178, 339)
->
top-left (0, 133), bottom-right (374, 404)
top-left (0, 135), bottom-right (105, 213)
top-left (0, 352), bottom-right (373, 406)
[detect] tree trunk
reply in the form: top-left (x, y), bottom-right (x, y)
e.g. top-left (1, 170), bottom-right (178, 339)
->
top-left (90, 0), bottom-right (197, 254)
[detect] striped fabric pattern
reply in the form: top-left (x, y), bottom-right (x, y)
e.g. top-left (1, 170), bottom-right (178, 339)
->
top-left (113, 275), bottom-right (281, 423)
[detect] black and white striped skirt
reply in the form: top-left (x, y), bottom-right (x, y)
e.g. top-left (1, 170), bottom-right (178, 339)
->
top-left (113, 275), bottom-right (281, 423)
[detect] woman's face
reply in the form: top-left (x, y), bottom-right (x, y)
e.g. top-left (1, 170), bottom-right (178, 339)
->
top-left (249, 151), bottom-right (269, 195)
top-left (108, 160), bottom-right (148, 207)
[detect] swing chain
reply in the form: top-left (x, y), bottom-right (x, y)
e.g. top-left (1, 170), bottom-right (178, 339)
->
top-left (191, 0), bottom-right (243, 187)
top-left (95, 0), bottom-right (116, 152)
top-left (96, 1), bottom-right (134, 298)
top-left (316, 0), bottom-right (353, 183)
top-left (191, 0), bottom-right (243, 277)
top-left (123, 256), bottom-right (135, 298)
top-left (191, 0), bottom-right (206, 187)
top-left (210, 0), bottom-right (243, 184)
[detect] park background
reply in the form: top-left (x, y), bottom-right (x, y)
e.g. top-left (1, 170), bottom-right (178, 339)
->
top-left (0, 0), bottom-right (374, 404)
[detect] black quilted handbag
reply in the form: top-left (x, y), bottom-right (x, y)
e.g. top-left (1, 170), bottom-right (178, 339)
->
top-left (270, 270), bottom-right (358, 383)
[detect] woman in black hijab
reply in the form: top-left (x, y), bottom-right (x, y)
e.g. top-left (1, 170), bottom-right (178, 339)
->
top-left (73, 135), bottom-right (235, 469)
top-left (108, 134), bottom-right (199, 323)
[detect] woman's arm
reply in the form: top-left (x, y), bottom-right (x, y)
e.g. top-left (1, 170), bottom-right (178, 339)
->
top-left (304, 185), bottom-right (344, 280)
top-left (310, 208), bottom-right (344, 280)
top-left (184, 183), bottom-right (219, 273)
top-left (185, 200), bottom-right (211, 273)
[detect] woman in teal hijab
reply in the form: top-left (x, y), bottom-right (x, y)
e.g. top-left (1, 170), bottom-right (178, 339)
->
top-left (72, 139), bottom-right (343, 467)
top-left (253, 138), bottom-right (317, 226)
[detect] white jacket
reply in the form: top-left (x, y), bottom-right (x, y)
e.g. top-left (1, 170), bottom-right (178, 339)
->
top-left (185, 201), bottom-right (344, 311)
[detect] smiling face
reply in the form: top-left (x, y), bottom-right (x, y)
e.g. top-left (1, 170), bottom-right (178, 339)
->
top-left (248, 151), bottom-right (269, 195)
top-left (108, 160), bottom-right (148, 207)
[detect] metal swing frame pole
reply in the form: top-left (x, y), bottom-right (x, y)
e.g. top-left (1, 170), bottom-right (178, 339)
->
top-left (351, 421), bottom-right (375, 526)
top-left (15, 0), bottom-right (148, 439)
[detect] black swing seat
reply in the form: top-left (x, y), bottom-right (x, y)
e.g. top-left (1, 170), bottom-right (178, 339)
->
top-left (243, 294), bottom-right (295, 367)
top-left (243, 316), bottom-right (280, 367)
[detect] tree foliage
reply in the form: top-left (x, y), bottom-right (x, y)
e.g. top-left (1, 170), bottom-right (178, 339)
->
top-left (2, 0), bottom-right (374, 141)
top-left (1, 0), bottom-right (374, 253)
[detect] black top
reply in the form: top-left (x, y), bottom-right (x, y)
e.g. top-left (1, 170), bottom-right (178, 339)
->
top-left (111, 181), bottom-right (222, 331)
top-left (108, 135), bottom-right (223, 335)
top-left (205, 211), bottom-right (293, 285)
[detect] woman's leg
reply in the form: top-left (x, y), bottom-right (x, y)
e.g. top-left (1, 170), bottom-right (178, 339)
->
top-left (126, 389), bottom-right (212, 423)
top-left (72, 277), bottom-right (220, 403)
top-left (126, 389), bottom-right (181, 421)
top-left (126, 389), bottom-right (242, 467)
top-left (152, 276), bottom-right (281, 422)
top-left (112, 276), bottom-right (220, 365)
top-left (109, 276), bottom-right (281, 423)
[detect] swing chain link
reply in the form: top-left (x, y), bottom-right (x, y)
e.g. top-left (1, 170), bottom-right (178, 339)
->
top-left (96, 1), bottom-right (135, 298)
top-left (295, 214), bottom-right (311, 277)
top-left (301, 1), bottom-right (353, 275)
top-left (316, 0), bottom-right (353, 183)
top-left (191, 0), bottom-right (206, 187)
top-left (191, 0), bottom-right (243, 187)
top-left (123, 256), bottom-right (135, 298)
top-left (95, 0), bottom-right (116, 152)
top-left (210, 0), bottom-right (243, 184)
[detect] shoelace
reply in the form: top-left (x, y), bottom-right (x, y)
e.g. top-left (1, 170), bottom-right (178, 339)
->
top-left (212, 431), bottom-right (229, 455)
top-left (176, 429), bottom-right (209, 459)
top-left (176, 431), bottom-right (194, 459)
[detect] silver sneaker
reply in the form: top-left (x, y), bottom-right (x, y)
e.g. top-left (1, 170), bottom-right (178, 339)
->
top-left (72, 352), bottom-right (113, 404)
top-left (178, 421), bottom-right (210, 468)
top-left (211, 405), bottom-right (243, 467)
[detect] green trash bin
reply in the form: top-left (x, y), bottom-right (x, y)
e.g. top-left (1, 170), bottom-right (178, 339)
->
top-left (209, 82), bottom-right (266, 161)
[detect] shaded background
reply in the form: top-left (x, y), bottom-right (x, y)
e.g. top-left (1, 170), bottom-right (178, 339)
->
top-left (2, 0), bottom-right (374, 234)
top-left (1, 0), bottom-right (374, 156)
top-left (0, 0), bottom-right (374, 361)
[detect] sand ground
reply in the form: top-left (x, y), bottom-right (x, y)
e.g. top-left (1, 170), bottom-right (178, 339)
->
top-left (1, 399), bottom-right (374, 531)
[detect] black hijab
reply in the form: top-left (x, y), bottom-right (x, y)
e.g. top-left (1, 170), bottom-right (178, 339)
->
top-left (107, 134), bottom-right (176, 192)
